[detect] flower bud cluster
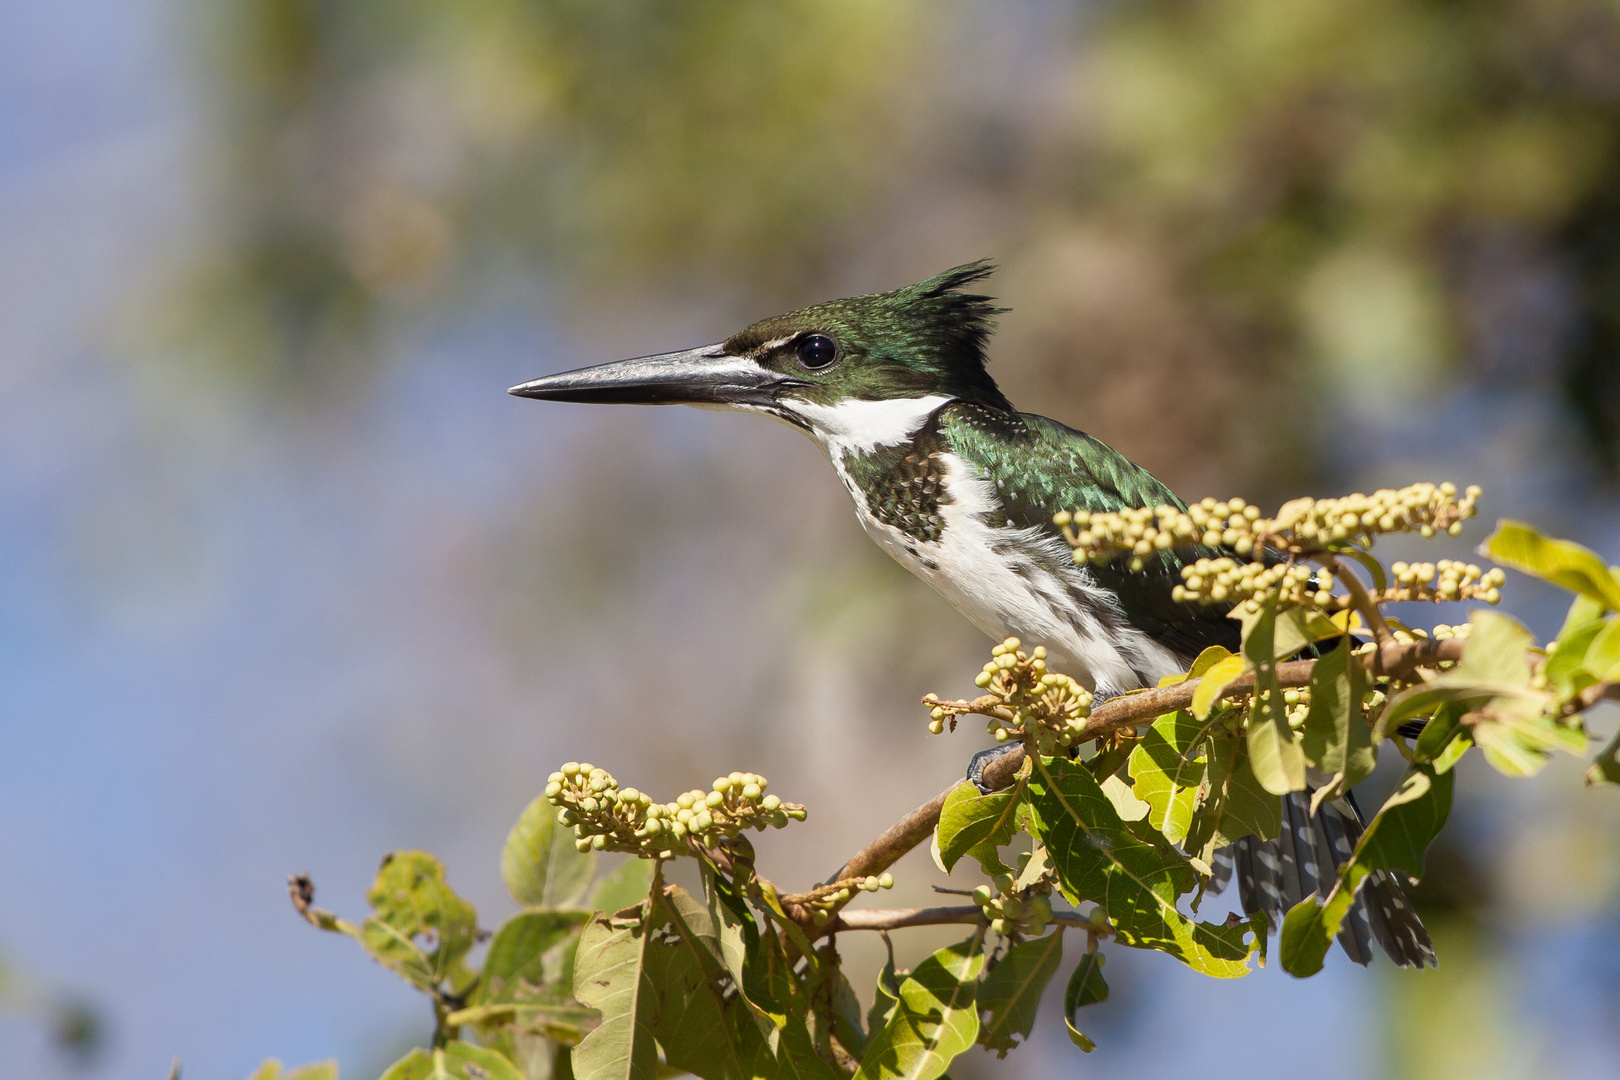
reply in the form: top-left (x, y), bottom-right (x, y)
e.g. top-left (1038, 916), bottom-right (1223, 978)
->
top-left (1172, 559), bottom-right (1324, 610)
top-left (1281, 687), bottom-right (1311, 730)
top-left (801, 872), bottom-right (896, 926)
top-left (545, 763), bottom-right (805, 860)
top-left (972, 866), bottom-right (1055, 938)
top-left (1057, 483), bottom-right (1482, 570)
top-left (924, 639), bottom-right (1094, 756)
top-left (1385, 561), bottom-right (1504, 605)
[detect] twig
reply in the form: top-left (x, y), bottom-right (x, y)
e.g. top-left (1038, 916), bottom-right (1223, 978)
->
top-left (1329, 555), bottom-right (1395, 669)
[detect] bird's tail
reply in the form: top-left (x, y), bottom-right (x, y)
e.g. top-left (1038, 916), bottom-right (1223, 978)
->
top-left (1212, 789), bottom-right (1435, 968)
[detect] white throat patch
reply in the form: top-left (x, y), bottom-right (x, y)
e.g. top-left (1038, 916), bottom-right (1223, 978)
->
top-left (791, 395), bottom-right (954, 455)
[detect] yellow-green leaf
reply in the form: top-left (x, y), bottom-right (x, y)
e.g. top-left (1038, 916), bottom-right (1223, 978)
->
top-left (378, 1043), bottom-right (525, 1080)
top-left (1192, 654), bottom-right (1246, 720)
top-left (1485, 520), bottom-right (1620, 610)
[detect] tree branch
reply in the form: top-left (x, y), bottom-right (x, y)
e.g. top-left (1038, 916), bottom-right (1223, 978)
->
top-left (799, 634), bottom-right (1465, 942)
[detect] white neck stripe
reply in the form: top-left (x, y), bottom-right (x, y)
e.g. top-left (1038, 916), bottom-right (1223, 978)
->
top-left (790, 395), bottom-right (954, 454)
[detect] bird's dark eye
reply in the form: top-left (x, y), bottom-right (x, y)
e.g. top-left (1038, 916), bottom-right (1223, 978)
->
top-left (796, 334), bottom-right (838, 370)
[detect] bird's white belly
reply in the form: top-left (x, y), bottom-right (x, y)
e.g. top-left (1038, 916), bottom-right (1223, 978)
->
top-left (831, 451), bottom-right (1184, 695)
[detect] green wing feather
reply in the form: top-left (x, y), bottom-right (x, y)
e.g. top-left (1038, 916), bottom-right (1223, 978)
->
top-left (940, 405), bottom-right (1239, 661)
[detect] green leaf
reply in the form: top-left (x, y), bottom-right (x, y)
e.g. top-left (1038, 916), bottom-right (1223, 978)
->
top-left (976, 931), bottom-right (1064, 1058)
top-left (866, 934), bottom-right (904, 1039)
top-left (1374, 610), bottom-right (1543, 741)
top-left (1559, 592), bottom-right (1607, 639)
top-left (855, 931), bottom-right (985, 1080)
top-left (1546, 617), bottom-right (1607, 700)
top-left (361, 852), bottom-right (478, 992)
top-left (505, 794), bottom-right (597, 909)
top-left (478, 908), bottom-right (594, 1029)
top-left (645, 886), bottom-right (840, 1080)
top-left (1269, 605), bottom-right (1346, 661)
top-left (1278, 766), bottom-right (1453, 978)
top-left (1582, 617), bottom-right (1620, 682)
top-left (589, 859), bottom-right (656, 917)
top-left (572, 906), bottom-right (656, 1080)
top-left (1063, 951), bottom-right (1108, 1052)
top-left (247, 1061), bottom-right (338, 1080)
top-left (1485, 520), bottom-right (1620, 610)
top-left (1027, 756), bottom-right (1253, 978)
top-left (1192, 654), bottom-right (1246, 720)
top-left (1242, 596), bottom-right (1306, 795)
top-left (936, 779), bottom-right (1022, 873)
top-left (1471, 699), bottom-right (1588, 777)
top-left (1412, 700), bottom-right (1466, 763)
top-left (1300, 637), bottom-right (1375, 811)
top-left (1183, 735), bottom-right (1281, 865)
top-left (1099, 774), bottom-right (1152, 822)
top-left (1586, 726), bottom-right (1620, 786)
top-left (1431, 730), bottom-right (1474, 774)
top-left (1126, 710), bottom-right (1206, 845)
top-left (378, 1043), bottom-right (525, 1080)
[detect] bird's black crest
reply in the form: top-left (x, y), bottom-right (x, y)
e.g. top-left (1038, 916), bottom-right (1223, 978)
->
top-left (895, 259), bottom-right (1008, 406)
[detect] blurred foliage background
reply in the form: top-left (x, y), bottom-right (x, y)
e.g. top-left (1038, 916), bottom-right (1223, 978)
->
top-left (3, 0), bottom-right (1620, 1077)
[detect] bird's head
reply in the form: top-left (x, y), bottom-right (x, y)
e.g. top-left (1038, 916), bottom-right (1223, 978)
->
top-left (509, 262), bottom-right (1012, 441)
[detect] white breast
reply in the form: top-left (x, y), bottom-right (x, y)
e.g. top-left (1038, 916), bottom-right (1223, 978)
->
top-left (828, 449), bottom-right (1185, 697)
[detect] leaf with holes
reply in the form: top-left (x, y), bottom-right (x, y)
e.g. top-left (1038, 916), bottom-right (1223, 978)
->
top-left (359, 852), bottom-right (478, 993)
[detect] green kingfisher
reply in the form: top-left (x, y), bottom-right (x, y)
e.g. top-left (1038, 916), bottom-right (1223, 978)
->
top-left (510, 262), bottom-right (1433, 968)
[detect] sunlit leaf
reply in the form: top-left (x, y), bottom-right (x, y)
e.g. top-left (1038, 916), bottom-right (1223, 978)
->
top-left (1127, 710), bottom-right (1206, 845)
top-left (360, 852), bottom-right (477, 992)
top-left (378, 1043), bottom-right (524, 1080)
top-left (1063, 951), bottom-right (1109, 1052)
top-left (1183, 734), bottom-right (1281, 865)
top-left (572, 905), bottom-right (656, 1080)
top-left (647, 886), bottom-right (840, 1080)
top-left (1027, 756), bottom-right (1252, 978)
top-left (1412, 701), bottom-right (1466, 765)
top-left (504, 794), bottom-right (597, 909)
top-left (1485, 521), bottom-right (1620, 611)
top-left (1192, 654), bottom-right (1246, 720)
top-left (1279, 766), bottom-right (1452, 978)
top-left (936, 779), bottom-right (1022, 873)
top-left (976, 931), bottom-right (1064, 1057)
top-left (1374, 610), bottom-right (1543, 741)
top-left (1471, 700), bottom-right (1588, 778)
top-left (1300, 636), bottom-right (1375, 811)
top-left (855, 931), bottom-right (986, 1080)
top-left (247, 1060), bottom-right (337, 1080)
top-left (1242, 597), bottom-right (1305, 795)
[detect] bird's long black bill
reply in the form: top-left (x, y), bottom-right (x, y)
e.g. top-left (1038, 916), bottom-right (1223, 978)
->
top-left (508, 345), bottom-right (792, 408)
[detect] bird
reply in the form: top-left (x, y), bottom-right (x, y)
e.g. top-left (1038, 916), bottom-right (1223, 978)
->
top-left (509, 261), bottom-right (1434, 968)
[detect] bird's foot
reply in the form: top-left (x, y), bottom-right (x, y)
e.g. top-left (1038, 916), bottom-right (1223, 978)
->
top-left (965, 743), bottom-right (1026, 795)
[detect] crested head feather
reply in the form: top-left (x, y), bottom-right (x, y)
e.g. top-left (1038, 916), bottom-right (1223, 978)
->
top-left (725, 259), bottom-right (1013, 410)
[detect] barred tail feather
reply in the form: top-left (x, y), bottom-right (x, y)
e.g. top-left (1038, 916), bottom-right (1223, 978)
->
top-left (1222, 789), bottom-right (1435, 968)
